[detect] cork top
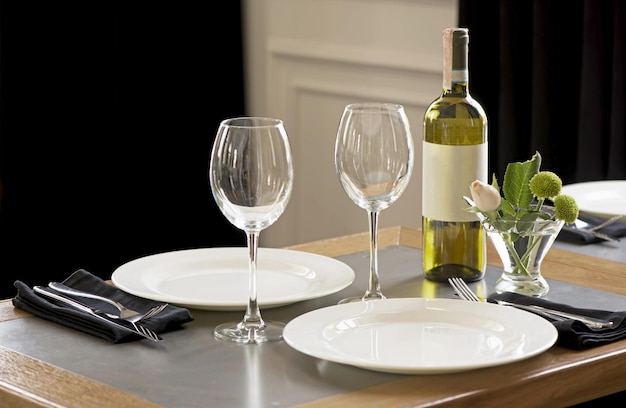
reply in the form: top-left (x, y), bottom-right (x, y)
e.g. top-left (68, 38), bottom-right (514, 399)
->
top-left (442, 28), bottom-right (469, 89)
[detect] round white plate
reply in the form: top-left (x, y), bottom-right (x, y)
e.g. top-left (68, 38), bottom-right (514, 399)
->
top-left (283, 298), bottom-right (558, 374)
top-left (111, 247), bottom-right (355, 311)
top-left (562, 180), bottom-right (626, 218)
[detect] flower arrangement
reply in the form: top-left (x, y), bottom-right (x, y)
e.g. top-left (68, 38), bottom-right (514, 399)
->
top-left (466, 151), bottom-right (579, 230)
top-left (465, 152), bottom-right (579, 288)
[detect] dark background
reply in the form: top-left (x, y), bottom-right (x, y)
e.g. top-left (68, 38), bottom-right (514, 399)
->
top-left (0, 2), bottom-right (246, 298)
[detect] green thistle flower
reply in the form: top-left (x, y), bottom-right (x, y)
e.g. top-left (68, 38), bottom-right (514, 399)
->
top-left (553, 194), bottom-right (579, 224)
top-left (529, 171), bottom-right (562, 199)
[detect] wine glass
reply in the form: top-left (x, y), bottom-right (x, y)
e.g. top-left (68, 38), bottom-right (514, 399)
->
top-left (334, 102), bottom-right (414, 303)
top-left (209, 117), bottom-right (294, 343)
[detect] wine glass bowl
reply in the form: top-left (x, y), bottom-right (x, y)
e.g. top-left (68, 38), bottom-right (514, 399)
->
top-left (209, 117), bottom-right (294, 343)
top-left (335, 102), bottom-right (414, 303)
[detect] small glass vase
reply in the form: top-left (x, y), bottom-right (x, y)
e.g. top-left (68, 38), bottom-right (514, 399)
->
top-left (483, 218), bottom-right (564, 297)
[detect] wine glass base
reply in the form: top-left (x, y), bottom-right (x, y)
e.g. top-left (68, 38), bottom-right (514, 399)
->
top-left (213, 320), bottom-right (285, 344)
top-left (338, 294), bottom-right (386, 304)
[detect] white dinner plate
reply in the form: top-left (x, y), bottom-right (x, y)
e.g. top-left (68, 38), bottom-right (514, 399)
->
top-left (562, 180), bottom-right (626, 218)
top-left (111, 247), bottom-right (355, 311)
top-left (283, 298), bottom-right (558, 375)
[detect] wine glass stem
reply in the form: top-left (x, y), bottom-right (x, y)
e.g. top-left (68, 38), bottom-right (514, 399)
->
top-left (242, 231), bottom-right (265, 329)
top-left (364, 210), bottom-right (384, 300)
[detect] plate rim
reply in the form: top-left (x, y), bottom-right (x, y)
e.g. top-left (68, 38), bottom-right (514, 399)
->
top-left (562, 180), bottom-right (626, 217)
top-left (111, 247), bottom-right (356, 310)
top-left (283, 297), bottom-right (558, 375)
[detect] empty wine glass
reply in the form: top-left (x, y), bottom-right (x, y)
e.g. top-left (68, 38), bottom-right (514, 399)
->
top-left (335, 102), bottom-right (414, 303)
top-left (209, 117), bottom-right (294, 343)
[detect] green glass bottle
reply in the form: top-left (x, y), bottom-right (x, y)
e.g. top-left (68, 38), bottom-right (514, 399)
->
top-left (422, 28), bottom-right (488, 282)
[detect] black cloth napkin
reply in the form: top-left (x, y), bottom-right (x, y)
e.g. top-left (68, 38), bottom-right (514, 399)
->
top-left (490, 292), bottom-right (626, 349)
top-left (12, 269), bottom-right (194, 343)
top-left (558, 213), bottom-right (626, 244)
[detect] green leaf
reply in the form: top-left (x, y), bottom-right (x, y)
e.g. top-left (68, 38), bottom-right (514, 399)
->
top-left (502, 152), bottom-right (541, 208)
top-left (499, 199), bottom-right (515, 216)
top-left (490, 173), bottom-right (500, 191)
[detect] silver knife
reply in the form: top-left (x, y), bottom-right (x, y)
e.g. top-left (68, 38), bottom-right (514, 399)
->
top-left (33, 286), bottom-right (162, 342)
top-left (492, 299), bottom-right (614, 329)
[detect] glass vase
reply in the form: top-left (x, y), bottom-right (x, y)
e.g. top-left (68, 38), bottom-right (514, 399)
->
top-left (483, 218), bottom-right (564, 297)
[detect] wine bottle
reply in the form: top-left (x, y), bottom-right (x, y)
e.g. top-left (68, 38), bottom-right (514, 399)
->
top-left (422, 28), bottom-right (488, 282)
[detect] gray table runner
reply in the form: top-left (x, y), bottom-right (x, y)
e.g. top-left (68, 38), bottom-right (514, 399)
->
top-left (554, 233), bottom-right (626, 264)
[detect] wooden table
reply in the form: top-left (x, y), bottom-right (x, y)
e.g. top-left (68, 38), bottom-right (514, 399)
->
top-left (0, 226), bottom-right (625, 407)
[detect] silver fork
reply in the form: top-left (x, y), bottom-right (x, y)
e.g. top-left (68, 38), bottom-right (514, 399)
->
top-left (448, 277), bottom-right (481, 302)
top-left (124, 303), bottom-right (168, 323)
top-left (48, 282), bottom-right (168, 322)
top-left (447, 277), bottom-right (613, 329)
top-left (581, 214), bottom-right (624, 232)
top-left (571, 214), bottom-right (624, 242)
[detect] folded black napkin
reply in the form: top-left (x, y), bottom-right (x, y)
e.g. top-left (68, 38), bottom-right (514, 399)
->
top-left (490, 292), bottom-right (626, 349)
top-left (558, 214), bottom-right (626, 244)
top-left (12, 269), bottom-right (194, 343)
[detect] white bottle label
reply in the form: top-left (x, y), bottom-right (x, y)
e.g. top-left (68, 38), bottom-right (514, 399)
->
top-left (422, 141), bottom-right (488, 222)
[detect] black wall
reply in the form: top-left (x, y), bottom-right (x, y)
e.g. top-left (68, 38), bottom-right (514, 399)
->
top-left (0, 2), bottom-right (246, 298)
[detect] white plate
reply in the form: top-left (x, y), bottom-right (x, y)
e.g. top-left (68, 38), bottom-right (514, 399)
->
top-left (111, 247), bottom-right (355, 311)
top-left (562, 180), bottom-right (626, 218)
top-left (283, 298), bottom-right (558, 374)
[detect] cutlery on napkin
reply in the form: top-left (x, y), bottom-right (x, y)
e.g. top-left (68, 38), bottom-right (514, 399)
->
top-left (33, 285), bottom-right (162, 342)
top-left (12, 269), bottom-right (194, 343)
top-left (559, 213), bottom-right (626, 244)
top-left (489, 292), bottom-right (626, 349)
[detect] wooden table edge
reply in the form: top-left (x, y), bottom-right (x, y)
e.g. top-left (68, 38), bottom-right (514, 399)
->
top-left (1, 226), bottom-right (625, 407)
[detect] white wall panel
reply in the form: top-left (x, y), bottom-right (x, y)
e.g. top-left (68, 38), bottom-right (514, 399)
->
top-left (243, 0), bottom-right (457, 247)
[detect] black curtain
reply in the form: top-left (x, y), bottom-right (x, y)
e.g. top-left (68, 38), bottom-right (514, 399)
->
top-left (459, 0), bottom-right (625, 184)
top-left (0, 2), bottom-right (246, 299)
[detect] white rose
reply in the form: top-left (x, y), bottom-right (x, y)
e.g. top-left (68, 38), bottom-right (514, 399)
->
top-left (469, 180), bottom-right (501, 212)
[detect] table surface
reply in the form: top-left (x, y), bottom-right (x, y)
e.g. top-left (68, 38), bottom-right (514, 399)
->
top-left (0, 226), bottom-right (625, 408)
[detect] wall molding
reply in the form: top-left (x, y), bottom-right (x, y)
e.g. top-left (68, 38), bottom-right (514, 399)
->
top-left (268, 38), bottom-right (441, 74)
